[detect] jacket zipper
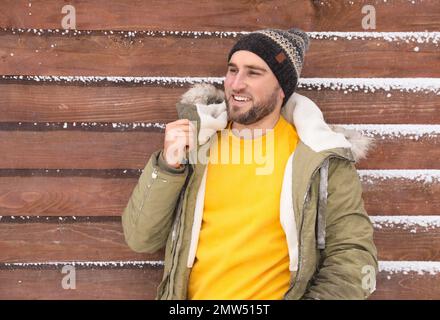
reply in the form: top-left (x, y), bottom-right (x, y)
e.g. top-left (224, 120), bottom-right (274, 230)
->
top-left (165, 164), bottom-right (194, 299)
top-left (283, 154), bottom-right (349, 299)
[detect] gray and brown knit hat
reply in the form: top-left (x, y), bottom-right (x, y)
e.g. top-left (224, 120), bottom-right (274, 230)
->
top-left (227, 28), bottom-right (310, 106)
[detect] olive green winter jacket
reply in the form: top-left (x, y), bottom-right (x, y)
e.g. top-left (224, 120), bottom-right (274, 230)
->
top-left (122, 84), bottom-right (378, 300)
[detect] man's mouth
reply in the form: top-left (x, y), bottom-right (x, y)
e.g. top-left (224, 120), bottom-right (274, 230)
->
top-left (231, 94), bottom-right (251, 103)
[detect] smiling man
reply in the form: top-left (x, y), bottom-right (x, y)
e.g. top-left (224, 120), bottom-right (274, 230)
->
top-left (122, 28), bottom-right (378, 300)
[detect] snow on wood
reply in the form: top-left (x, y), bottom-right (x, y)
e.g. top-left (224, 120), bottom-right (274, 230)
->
top-left (336, 124), bottom-right (440, 140)
top-left (0, 75), bottom-right (224, 86)
top-left (1, 76), bottom-right (439, 94)
top-left (2, 121), bottom-right (438, 142)
top-left (371, 215), bottom-right (440, 231)
top-left (379, 261), bottom-right (440, 276)
top-left (3, 260), bottom-right (440, 275)
top-left (2, 27), bottom-right (439, 44)
top-left (1, 260), bottom-right (164, 269)
top-left (358, 169), bottom-right (440, 184)
top-left (3, 121), bottom-right (166, 131)
top-left (307, 31), bottom-right (440, 44)
top-left (300, 78), bottom-right (440, 94)
top-left (1, 28), bottom-right (241, 38)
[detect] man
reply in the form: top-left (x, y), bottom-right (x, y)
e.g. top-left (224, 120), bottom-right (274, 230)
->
top-left (122, 28), bottom-right (378, 300)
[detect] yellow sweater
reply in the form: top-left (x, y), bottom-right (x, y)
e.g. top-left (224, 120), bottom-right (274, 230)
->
top-left (187, 115), bottom-right (299, 300)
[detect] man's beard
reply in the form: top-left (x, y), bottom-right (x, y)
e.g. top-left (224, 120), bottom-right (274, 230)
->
top-left (226, 88), bottom-right (280, 125)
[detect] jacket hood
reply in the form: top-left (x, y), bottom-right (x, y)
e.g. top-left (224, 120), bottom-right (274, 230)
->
top-left (177, 84), bottom-right (374, 163)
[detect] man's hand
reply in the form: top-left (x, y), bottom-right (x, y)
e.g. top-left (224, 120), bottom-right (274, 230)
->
top-left (163, 119), bottom-right (196, 169)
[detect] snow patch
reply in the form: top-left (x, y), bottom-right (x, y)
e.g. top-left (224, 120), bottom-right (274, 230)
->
top-left (3, 27), bottom-right (440, 43)
top-left (2, 28), bottom-right (241, 38)
top-left (2, 76), bottom-right (440, 94)
top-left (358, 170), bottom-right (440, 184)
top-left (0, 75), bottom-right (224, 86)
top-left (4, 260), bottom-right (164, 268)
top-left (380, 261), bottom-right (440, 275)
top-left (5, 260), bottom-right (440, 276)
top-left (371, 215), bottom-right (440, 231)
top-left (300, 78), bottom-right (440, 94)
top-left (308, 32), bottom-right (440, 44)
top-left (337, 124), bottom-right (440, 140)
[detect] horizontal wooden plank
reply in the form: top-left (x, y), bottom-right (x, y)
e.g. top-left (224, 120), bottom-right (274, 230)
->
top-left (0, 0), bottom-right (439, 31)
top-left (0, 83), bottom-right (186, 123)
top-left (355, 136), bottom-right (439, 169)
top-left (360, 173), bottom-right (440, 215)
top-left (0, 130), bottom-right (437, 169)
top-left (1, 32), bottom-right (439, 77)
top-left (0, 267), bottom-right (161, 299)
top-left (0, 175), bottom-right (133, 216)
top-left (0, 266), bottom-right (437, 299)
top-left (373, 225), bottom-right (440, 261)
top-left (0, 131), bottom-right (162, 169)
top-left (371, 272), bottom-right (440, 300)
top-left (0, 82), bottom-right (439, 124)
top-left (0, 172), bottom-right (438, 216)
top-left (1, 219), bottom-right (440, 262)
top-left (0, 221), bottom-right (164, 263)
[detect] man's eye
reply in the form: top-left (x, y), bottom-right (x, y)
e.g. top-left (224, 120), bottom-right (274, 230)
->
top-left (249, 71), bottom-right (261, 76)
top-left (229, 68), bottom-right (238, 73)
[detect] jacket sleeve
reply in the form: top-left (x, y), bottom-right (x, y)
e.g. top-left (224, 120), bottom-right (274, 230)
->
top-left (122, 149), bottom-right (189, 253)
top-left (301, 158), bottom-right (379, 300)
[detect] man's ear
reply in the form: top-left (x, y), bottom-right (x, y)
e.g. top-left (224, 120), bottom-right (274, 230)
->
top-left (279, 87), bottom-right (285, 101)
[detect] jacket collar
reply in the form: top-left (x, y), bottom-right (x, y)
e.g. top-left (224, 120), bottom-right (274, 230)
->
top-left (176, 84), bottom-right (374, 163)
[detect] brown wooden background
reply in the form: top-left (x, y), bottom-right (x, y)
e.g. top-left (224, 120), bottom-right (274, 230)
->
top-left (0, 0), bottom-right (439, 299)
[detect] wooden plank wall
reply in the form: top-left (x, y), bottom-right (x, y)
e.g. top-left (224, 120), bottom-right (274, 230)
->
top-left (0, 0), bottom-right (439, 299)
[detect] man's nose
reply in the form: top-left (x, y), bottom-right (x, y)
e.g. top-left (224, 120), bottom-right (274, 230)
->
top-left (230, 72), bottom-right (247, 92)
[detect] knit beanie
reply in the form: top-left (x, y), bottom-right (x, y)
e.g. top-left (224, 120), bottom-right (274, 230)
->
top-left (227, 28), bottom-right (310, 106)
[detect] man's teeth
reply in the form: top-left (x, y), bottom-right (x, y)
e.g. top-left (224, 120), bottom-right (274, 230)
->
top-left (233, 95), bottom-right (250, 102)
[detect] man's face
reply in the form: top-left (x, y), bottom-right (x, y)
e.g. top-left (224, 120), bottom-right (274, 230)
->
top-left (224, 50), bottom-right (285, 125)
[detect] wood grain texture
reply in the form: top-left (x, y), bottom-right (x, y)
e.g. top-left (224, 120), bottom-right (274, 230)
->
top-left (0, 221), bottom-right (164, 263)
top-left (0, 267), bottom-right (438, 299)
top-left (0, 267), bottom-right (162, 299)
top-left (1, 32), bottom-right (439, 77)
top-left (371, 272), bottom-right (440, 300)
top-left (361, 177), bottom-right (440, 216)
top-left (374, 226), bottom-right (440, 261)
top-left (0, 0), bottom-right (439, 31)
top-left (0, 0), bottom-right (438, 301)
top-left (0, 130), bottom-right (437, 169)
top-left (0, 174), bottom-right (438, 216)
top-left (0, 220), bottom-right (439, 262)
top-left (0, 83), bottom-right (439, 124)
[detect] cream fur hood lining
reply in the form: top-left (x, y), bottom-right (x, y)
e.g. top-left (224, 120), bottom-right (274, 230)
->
top-left (179, 83), bottom-right (374, 163)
